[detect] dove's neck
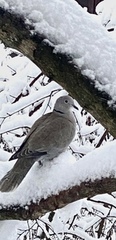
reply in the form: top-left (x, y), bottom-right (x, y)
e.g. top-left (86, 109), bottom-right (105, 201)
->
top-left (54, 109), bottom-right (76, 125)
top-left (54, 109), bottom-right (64, 114)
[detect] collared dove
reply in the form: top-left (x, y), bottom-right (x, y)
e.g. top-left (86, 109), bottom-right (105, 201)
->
top-left (0, 95), bottom-right (78, 192)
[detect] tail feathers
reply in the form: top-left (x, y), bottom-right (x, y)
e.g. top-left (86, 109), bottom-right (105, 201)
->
top-left (0, 157), bottom-right (35, 192)
top-left (0, 170), bottom-right (23, 192)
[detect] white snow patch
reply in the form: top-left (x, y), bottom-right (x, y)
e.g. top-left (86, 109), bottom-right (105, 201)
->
top-left (0, 140), bottom-right (115, 206)
top-left (0, 0), bottom-right (116, 105)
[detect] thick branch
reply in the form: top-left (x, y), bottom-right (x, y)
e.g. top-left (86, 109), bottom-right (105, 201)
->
top-left (0, 8), bottom-right (116, 137)
top-left (0, 177), bottom-right (115, 220)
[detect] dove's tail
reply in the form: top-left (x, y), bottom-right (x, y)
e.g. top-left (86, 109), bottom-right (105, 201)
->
top-left (0, 157), bottom-right (36, 192)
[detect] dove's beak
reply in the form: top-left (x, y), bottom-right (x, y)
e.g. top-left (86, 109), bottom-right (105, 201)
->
top-left (73, 104), bottom-right (79, 111)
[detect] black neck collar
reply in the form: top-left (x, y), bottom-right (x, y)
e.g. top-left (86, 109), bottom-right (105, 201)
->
top-left (54, 109), bottom-right (64, 114)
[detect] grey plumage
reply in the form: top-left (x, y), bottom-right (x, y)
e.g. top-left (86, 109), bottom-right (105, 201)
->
top-left (0, 95), bottom-right (78, 192)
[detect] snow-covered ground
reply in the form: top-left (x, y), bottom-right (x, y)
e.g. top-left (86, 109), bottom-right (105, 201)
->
top-left (0, 0), bottom-right (116, 239)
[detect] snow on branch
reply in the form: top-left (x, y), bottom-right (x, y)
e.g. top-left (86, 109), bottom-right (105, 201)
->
top-left (0, 1), bottom-right (116, 136)
top-left (0, 140), bottom-right (116, 220)
top-left (0, 177), bottom-right (116, 220)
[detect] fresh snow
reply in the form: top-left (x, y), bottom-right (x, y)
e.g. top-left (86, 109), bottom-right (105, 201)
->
top-left (96, 0), bottom-right (116, 29)
top-left (0, 140), bottom-right (116, 206)
top-left (0, 0), bottom-right (116, 239)
top-left (0, 0), bottom-right (116, 106)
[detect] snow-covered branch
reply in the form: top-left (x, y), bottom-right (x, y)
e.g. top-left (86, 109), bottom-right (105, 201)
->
top-left (0, 139), bottom-right (116, 220)
top-left (0, 4), bottom-right (116, 137)
top-left (0, 177), bottom-right (115, 220)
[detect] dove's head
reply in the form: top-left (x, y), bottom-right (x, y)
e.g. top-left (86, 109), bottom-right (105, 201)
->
top-left (54, 95), bottom-right (78, 114)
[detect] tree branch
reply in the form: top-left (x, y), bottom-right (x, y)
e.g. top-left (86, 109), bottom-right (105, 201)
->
top-left (0, 177), bottom-right (115, 220)
top-left (0, 8), bottom-right (116, 137)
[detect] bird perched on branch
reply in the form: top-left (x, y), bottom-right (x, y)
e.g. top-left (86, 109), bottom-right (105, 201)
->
top-left (0, 95), bottom-right (78, 192)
